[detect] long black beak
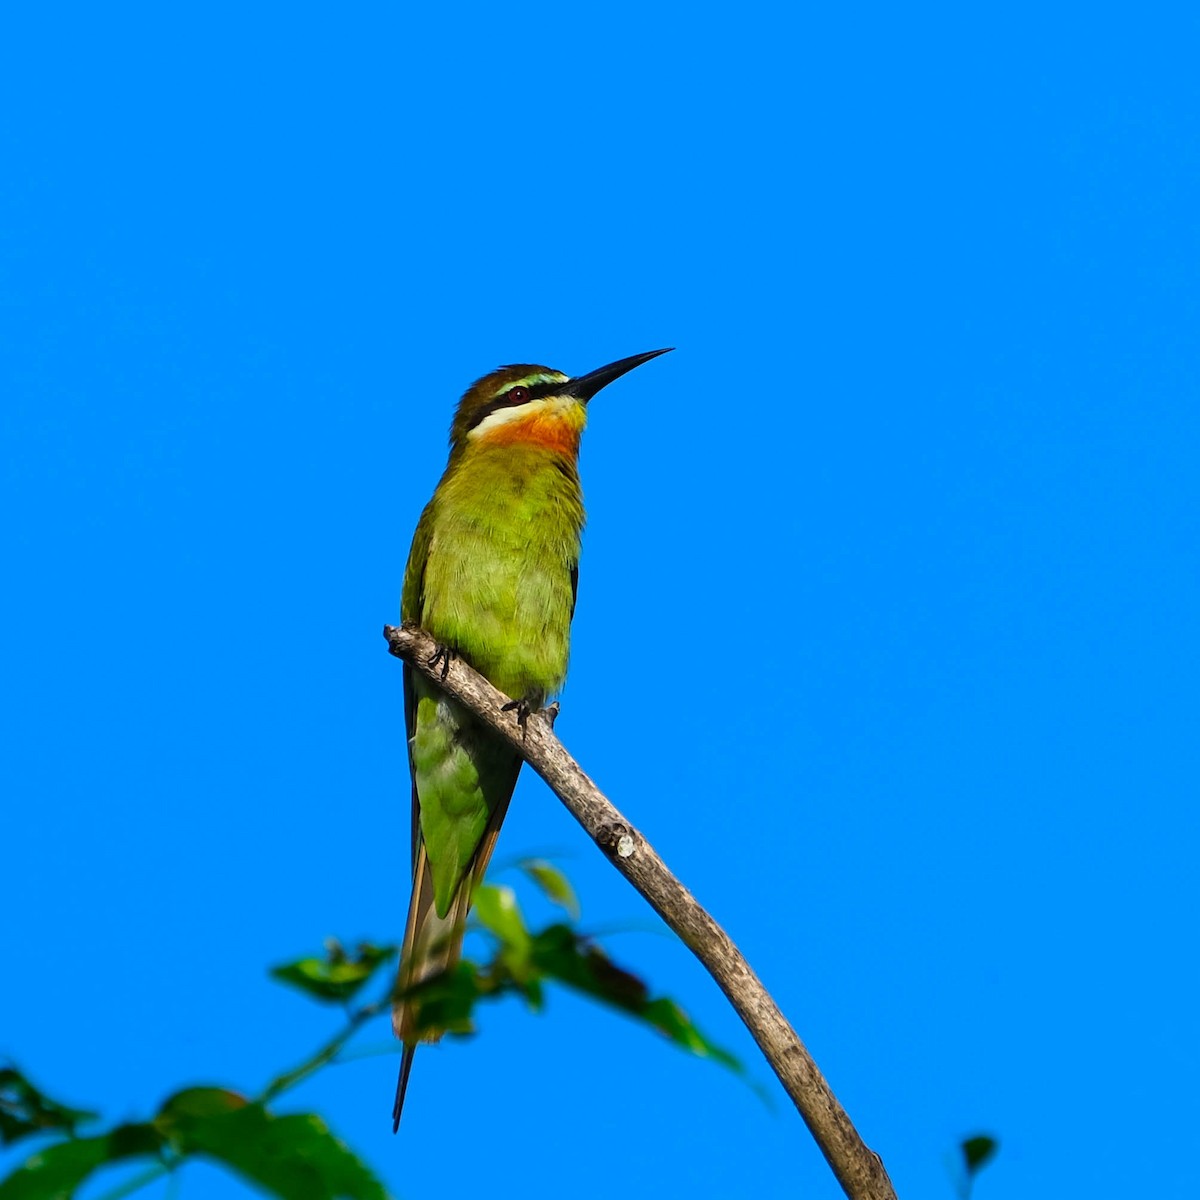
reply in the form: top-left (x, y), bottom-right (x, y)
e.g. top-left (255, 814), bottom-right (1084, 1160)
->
top-left (563, 348), bottom-right (673, 403)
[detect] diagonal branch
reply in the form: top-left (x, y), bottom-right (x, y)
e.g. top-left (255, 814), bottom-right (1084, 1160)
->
top-left (384, 623), bottom-right (897, 1200)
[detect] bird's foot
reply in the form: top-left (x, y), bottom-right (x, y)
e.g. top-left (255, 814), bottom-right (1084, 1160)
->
top-left (501, 694), bottom-right (539, 733)
top-left (501, 696), bottom-right (559, 735)
top-left (426, 644), bottom-right (457, 681)
top-left (500, 695), bottom-right (534, 728)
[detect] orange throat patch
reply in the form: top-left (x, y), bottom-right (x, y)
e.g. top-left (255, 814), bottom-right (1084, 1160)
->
top-left (475, 411), bottom-right (582, 456)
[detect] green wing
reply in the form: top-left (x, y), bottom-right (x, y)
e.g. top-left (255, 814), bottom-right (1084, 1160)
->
top-left (401, 501), bottom-right (436, 867)
top-left (401, 494), bottom-right (526, 915)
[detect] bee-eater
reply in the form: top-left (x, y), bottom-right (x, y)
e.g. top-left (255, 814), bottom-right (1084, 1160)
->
top-left (391, 348), bottom-right (672, 1128)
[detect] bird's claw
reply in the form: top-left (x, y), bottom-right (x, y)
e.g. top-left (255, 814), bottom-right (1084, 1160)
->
top-left (501, 696), bottom-right (559, 735)
top-left (426, 644), bottom-right (456, 681)
top-left (500, 696), bottom-right (533, 728)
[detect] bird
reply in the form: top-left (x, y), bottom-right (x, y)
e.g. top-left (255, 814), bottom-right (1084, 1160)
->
top-left (391, 348), bottom-right (673, 1129)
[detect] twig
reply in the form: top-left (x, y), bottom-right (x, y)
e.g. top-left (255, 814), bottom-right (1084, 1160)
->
top-left (259, 1001), bottom-right (384, 1104)
top-left (384, 624), bottom-right (897, 1200)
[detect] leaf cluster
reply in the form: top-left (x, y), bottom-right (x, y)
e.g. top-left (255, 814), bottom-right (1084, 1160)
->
top-left (0, 1078), bottom-right (388, 1200)
top-left (398, 867), bottom-right (740, 1072)
top-left (1, 862), bottom-right (739, 1200)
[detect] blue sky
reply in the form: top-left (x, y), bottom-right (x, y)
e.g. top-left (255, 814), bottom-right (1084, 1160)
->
top-left (3, 2), bottom-right (1198, 1197)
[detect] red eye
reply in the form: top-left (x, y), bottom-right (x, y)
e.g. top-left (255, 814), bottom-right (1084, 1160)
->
top-left (508, 386), bottom-right (530, 403)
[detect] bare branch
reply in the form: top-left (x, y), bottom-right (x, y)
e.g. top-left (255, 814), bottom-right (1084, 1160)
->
top-left (384, 624), bottom-right (897, 1200)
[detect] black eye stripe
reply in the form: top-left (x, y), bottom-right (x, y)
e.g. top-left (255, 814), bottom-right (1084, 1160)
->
top-left (465, 379), bottom-right (566, 431)
top-left (465, 390), bottom-right (527, 431)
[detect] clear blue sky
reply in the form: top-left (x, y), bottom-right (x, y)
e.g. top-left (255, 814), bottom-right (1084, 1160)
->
top-left (3, 3), bottom-right (1198, 1198)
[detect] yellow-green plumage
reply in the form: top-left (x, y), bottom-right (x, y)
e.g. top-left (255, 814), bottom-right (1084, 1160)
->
top-left (407, 415), bottom-right (585, 915)
top-left (392, 350), bottom-right (671, 1129)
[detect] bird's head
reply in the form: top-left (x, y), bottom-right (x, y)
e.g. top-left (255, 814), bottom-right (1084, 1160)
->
top-left (449, 349), bottom-right (672, 457)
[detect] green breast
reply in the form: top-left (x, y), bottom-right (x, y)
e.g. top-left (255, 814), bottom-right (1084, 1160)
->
top-left (417, 444), bottom-right (584, 701)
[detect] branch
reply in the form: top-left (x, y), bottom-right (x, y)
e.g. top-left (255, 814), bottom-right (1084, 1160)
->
top-left (384, 624), bottom-right (897, 1200)
top-left (258, 1001), bottom-right (384, 1105)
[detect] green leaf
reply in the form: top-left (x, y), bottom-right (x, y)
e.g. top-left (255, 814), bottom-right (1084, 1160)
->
top-left (165, 1103), bottom-right (390, 1200)
top-left (271, 940), bottom-right (396, 1004)
top-left (962, 1134), bottom-right (998, 1175)
top-left (0, 1067), bottom-right (97, 1147)
top-left (0, 1124), bottom-right (163, 1200)
top-left (639, 998), bottom-right (743, 1071)
top-left (156, 1087), bottom-right (249, 1125)
top-left (531, 925), bottom-right (647, 1007)
top-left (472, 885), bottom-right (530, 951)
top-left (472, 885), bottom-right (540, 991)
top-left (519, 859), bottom-right (580, 919)
top-left (529, 925), bottom-right (744, 1073)
top-left (0, 1136), bottom-right (112, 1200)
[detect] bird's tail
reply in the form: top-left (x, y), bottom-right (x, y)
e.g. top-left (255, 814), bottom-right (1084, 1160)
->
top-left (391, 792), bottom-right (512, 1130)
top-left (391, 842), bottom-right (472, 1130)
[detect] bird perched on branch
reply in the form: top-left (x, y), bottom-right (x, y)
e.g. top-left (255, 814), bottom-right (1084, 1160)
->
top-left (392, 348), bottom-right (673, 1128)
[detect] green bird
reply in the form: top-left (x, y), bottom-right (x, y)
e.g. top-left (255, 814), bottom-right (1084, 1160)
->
top-left (392, 348), bottom-right (672, 1128)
